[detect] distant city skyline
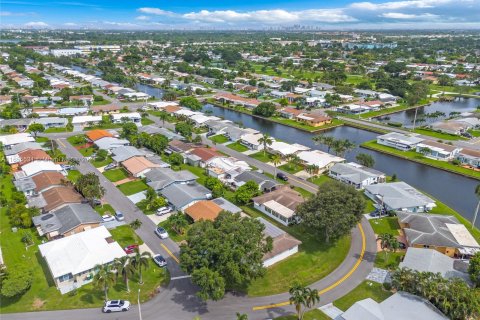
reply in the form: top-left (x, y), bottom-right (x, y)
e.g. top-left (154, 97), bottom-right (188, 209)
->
top-left (1, 0), bottom-right (480, 30)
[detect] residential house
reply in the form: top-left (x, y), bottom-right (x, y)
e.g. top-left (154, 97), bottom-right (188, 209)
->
top-left (160, 182), bottom-right (212, 211)
top-left (90, 105), bottom-right (121, 115)
top-left (415, 140), bottom-right (462, 161)
top-left (85, 129), bottom-right (114, 142)
top-left (38, 226), bottom-right (125, 294)
top-left (94, 137), bottom-right (129, 152)
top-left (58, 107), bottom-right (89, 116)
top-left (296, 114), bottom-right (332, 127)
top-left (339, 292), bottom-right (448, 320)
top-left (430, 121), bottom-right (469, 135)
top-left (41, 186), bottom-right (84, 213)
top-left (0, 118), bottom-right (33, 132)
top-left (456, 148), bottom-right (480, 168)
top-left (229, 170), bottom-right (279, 192)
top-left (145, 167), bottom-right (197, 193)
top-left (257, 217), bottom-right (302, 267)
top-left (32, 203), bottom-right (102, 240)
top-left (0, 95), bottom-right (12, 105)
top-left (297, 150), bottom-right (344, 172)
top-left (13, 149), bottom-right (52, 170)
top-left (121, 156), bottom-right (160, 178)
top-left (0, 133), bottom-right (35, 149)
top-left (279, 107), bottom-right (303, 119)
top-left (240, 132), bottom-right (272, 150)
top-left (19, 160), bottom-right (64, 178)
top-left (364, 182), bottom-right (436, 213)
top-left (329, 162), bottom-right (386, 189)
top-left (377, 132), bottom-right (424, 151)
top-left (206, 157), bottom-right (250, 179)
top-left (184, 200), bottom-right (223, 222)
top-left (252, 185), bottom-right (304, 226)
top-left (32, 171), bottom-right (68, 193)
top-left (188, 147), bottom-right (222, 167)
top-left (4, 142), bottom-right (43, 161)
top-left (111, 146), bottom-right (145, 163)
top-left (111, 112), bottom-right (141, 124)
top-left (69, 95), bottom-right (94, 104)
top-left (33, 117), bottom-right (68, 129)
top-left (71, 115), bottom-right (102, 126)
top-left (267, 141), bottom-right (310, 157)
top-left (139, 125), bottom-right (183, 140)
top-left (167, 139), bottom-right (196, 155)
top-left (214, 92), bottom-right (260, 109)
top-left (211, 197), bottom-right (242, 214)
top-left (147, 101), bottom-right (179, 110)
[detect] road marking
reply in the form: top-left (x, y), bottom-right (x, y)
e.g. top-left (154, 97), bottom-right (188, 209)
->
top-left (252, 223), bottom-right (366, 311)
top-left (161, 243), bottom-right (180, 264)
top-left (57, 139), bottom-right (66, 147)
top-left (171, 275), bottom-right (191, 280)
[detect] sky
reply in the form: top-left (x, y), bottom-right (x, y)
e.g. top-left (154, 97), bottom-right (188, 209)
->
top-left (1, 0), bottom-right (480, 30)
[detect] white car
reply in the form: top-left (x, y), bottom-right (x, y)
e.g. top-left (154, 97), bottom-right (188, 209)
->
top-left (155, 226), bottom-right (169, 239)
top-left (153, 254), bottom-right (167, 267)
top-left (102, 214), bottom-right (115, 222)
top-left (156, 206), bottom-right (172, 216)
top-left (102, 300), bottom-right (130, 313)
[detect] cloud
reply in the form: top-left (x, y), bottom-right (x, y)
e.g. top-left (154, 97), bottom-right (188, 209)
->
top-left (137, 7), bottom-right (173, 16)
top-left (135, 15), bottom-right (150, 21)
top-left (0, 11), bottom-right (35, 16)
top-left (102, 21), bottom-right (139, 27)
top-left (350, 0), bottom-right (454, 10)
top-left (25, 21), bottom-right (49, 27)
top-left (380, 12), bottom-right (437, 19)
top-left (64, 22), bottom-right (78, 26)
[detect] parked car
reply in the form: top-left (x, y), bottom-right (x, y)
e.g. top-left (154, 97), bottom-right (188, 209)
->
top-left (93, 199), bottom-right (102, 206)
top-left (153, 254), bottom-right (167, 267)
top-left (206, 131), bottom-right (215, 137)
top-left (104, 163), bottom-right (117, 171)
top-left (156, 206), bottom-right (172, 216)
top-left (115, 211), bottom-right (124, 221)
top-left (399, 242), bottom-right (407, 249)
top-left (141, 105), bottom-right (151, 111)
top-left (276, 172), bottom-right (288, 181)
top-left (102, 300), bottom-right (130, 313)
top-left (102, 214), bottom-right (115, 222)
top-left (61, 164), bottom-right (74, 170)
top-left (124, 244), bottom-right (139, 254)
top-left (155, 226), bottom-right (169, 239)
top-left (462, 132), bottom-right (473, 138)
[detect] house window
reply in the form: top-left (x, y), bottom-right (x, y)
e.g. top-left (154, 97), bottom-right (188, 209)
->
top-left (58, 273), bottom-right (73, 282)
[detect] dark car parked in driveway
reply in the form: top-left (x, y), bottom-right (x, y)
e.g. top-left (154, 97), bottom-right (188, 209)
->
top-left (276, 172), bottom-right (288, 181)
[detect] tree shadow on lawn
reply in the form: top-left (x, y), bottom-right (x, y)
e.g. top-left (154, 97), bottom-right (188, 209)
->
top-left (36, 251), bottom-right (56, 287)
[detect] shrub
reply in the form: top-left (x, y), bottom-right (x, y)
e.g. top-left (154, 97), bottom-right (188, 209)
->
top-left (1, 268), bottom-right (33, 298)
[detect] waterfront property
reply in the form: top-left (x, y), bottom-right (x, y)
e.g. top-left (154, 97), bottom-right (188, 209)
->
top-left (456, 148), bottom-right (480, 168)
top-left (364, 182), bottom-right (436, 213)
top-left (414, 140), bottom-right (462, 161)
top-left (38, 226), bottom-right (125, 294)
top-left (377, 132), bottom-right (424, 151)
top-left (397, 212), bottom-right (480, 258)
top-left (297, 150), bottom-right (345, 172)
top-left (329, 162), bottom-right (386, 189)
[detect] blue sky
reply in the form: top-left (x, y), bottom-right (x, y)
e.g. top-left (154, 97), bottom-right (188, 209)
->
top-left (1, 0), bottom-right (479, 29)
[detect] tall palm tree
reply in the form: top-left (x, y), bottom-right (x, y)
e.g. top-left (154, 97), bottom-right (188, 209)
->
top-left (258, 133), bottom-right (273, 156)
top-left (131, 252), bottom-right (151, 285)
top-left (303, 287), bottom-right (320, 311)
top-left (114, 256), bottom-right (135, 292)
top-left (377, 233), bottom-right (395, 260)
top-left (305, 164), bottom-right (319, 177)
top-left (271, 154), bottom-right (282, 177)
top-left (159, 111), bottom-right (168, 126)
top-left (472, 184), bottom-right (480, 228)
top-left (289, 154), bottom-right (301, 171)
top-left (93, 264), bottom-right (116, 301)
top-left (289, 284), bottom-right (307, 320)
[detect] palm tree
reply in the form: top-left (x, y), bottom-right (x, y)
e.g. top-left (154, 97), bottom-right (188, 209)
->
top-left (303, 287), bottom-right (320, 312)
top-left (271, 154), bottom-right (282, 177)
top-left (258, 133), bottom-right (273, 156)
top-left (159, 111), bottom-right (168, 126)
top-left (130, 219), bottom-right (142, 230)
top-left (305, 164), bottom-right (319, 177)
top-left (472, 184), bottom-right (480, 228)
top-left (288, 284), bottom-right (319, 320)
top-left (131, 252), bottom-right (151, 285)
top-left (93, 264), bottom-right (116, 301)
top-left (114, 256), bottom-right (135, 292)
top-left (167, 212), bottom-right (189, 235)
top-left (418, 146), bottom-right (431, 157)
top-left (312, 134), bottom-right (336, 154)
top-left (377, 233), bottom-right (395, 260)
top-left (145, 188), bottom-right (157, 203)
top-left (289, 154), bottom-right (301, 171)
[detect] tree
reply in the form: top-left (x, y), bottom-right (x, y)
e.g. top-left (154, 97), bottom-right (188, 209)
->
top-left (95, 149), bottom-right (108, 162)
top-left (312, 134), bottom-right (335, 153)
top-left (377, 233), bottom-right (398, 260)
top-left (253, 102), bottom-right (276, 117)
top-left (296, 181), bottom-right (365, 243)
top-left (27, 123), bottom-right (45, 138)
top-left (0, 267), bottom-right (33, 298)
top-left (159, 111), bottom-right (168, 126)
top-left (468, 252), bottom-right (480, 287)
top-left (167, 212), bottom-right (189, 235)
top-left (175, 122), bottom-right (193, 139)
top-left (180, 96), bottom-right (202, 111)
top-left (258, 133), bottom-right (273, 156)
top-left (289, 284), bottom-right (320, 320)
top-left (75, 173), bottom-right (105, 205)
top-left (356, 153), bottom-right (375, 168)
top-left (234, 180), bottom-right (260, 205)
top-left (130, 219), bottom-right (142, 230)
top-left (279, 98), bottom-right (289, 107)
top-left (130, 252), bottom-right (151, 285)
top-left (271, 153), bottom-right (282, 177)
top-left (168, 152), bottom-right (184, 166)
top-left (181, 212), bottom-right (272, 300)
top-left (114, 256), bottom-right (135, 292)
top-left (418, 147), bottom-right (431, 157)
top-left (121, 122), bottom-right (138, 138)
top-left (93, 264), bottom-right (116, 301)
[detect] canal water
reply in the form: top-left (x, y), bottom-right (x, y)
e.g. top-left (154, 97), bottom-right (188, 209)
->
top-left (71, 65), bottom-right (103, 77)
top-left (134, 83), bottom-right (164, 99)
top-left (203, 104), bottom-right (480, 228)
top-left (374, 98), bottom-right (480, 127)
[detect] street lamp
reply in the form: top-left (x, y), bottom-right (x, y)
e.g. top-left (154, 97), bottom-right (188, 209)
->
top-left (138, 288), bottom-right (142, 320)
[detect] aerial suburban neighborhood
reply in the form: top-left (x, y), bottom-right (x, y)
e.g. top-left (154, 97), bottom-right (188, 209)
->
top-left (0, 2), bottom-right (480, 319)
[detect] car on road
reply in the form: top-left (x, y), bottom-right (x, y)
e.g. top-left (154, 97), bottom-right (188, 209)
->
top-left (102, 214), bottom-right (115, 222)
top-left (141, 105), bottom-right (151, 111)
top-left (124, 244), bottom-right (139, 254)
top-left (102, 300), bottom-right (130, 313)
top-left (153, 254), bottom-right (167, 267)
top-left (61, 164), bottom-right (74, 170)
top-left (155, 226), bottom-right (169, 239)
top-left (115, 211), bottom-right (124, 221)
top-left (206, 131), bottom-right (215, 137)
top-left (156, 206), bottom-right (172, 216)
top-left (276, 172), bottom-right (288, 181)
top-left (104, 163), bottom-right (117, 171)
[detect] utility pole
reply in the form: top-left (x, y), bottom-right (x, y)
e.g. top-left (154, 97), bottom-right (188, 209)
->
top-left (412, 107), bottom-right (419, 132)
top-left (138, 288), bottom-right (142, 320)
top-left (472, 201), bottom-right (479, 230)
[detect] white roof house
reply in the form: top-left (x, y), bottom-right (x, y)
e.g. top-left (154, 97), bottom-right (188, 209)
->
top-left (94, 137), bottom-right (130, 151)
top-left (38, 226), bottom-right (126, 293)
top-left (111, 112), bottom-right (141, 123)
top-left (377, 132), bottom-right (424, 151)
top-left (240, 133), bottom-right (275, 150)
top-left (0, 133), bottom-right (35, 148)
top-left (267, 141), bottom-right (310, 157)
top-left (147, 101), bottom-right (179, 109)
top-left (190, 114), bottom-right (220, 125)
top-left (174, 109), bottom-right (200, 117)
top-left (71, 115), bottom-right (102, 124)
top-left (297, 150), bottom-right (344, 171)
top-left (21, 160), bottom-right (64, 177)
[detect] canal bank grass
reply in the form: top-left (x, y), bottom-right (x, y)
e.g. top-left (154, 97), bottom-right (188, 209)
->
top-left (412, 128), bottom-right (467, 141)
top-left (243, 205), bottom-right (351, 297)
top-left (361, 140), bottom-right (480, 180)
top-left (0, 174), bottom-right (168, 313)
top-left (333, 280), bottom-right (393, 311)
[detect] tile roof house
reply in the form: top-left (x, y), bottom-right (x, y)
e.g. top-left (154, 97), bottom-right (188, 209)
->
top-left (145, 167), bottom-right (197, 192)
top-left (295, 113), bottom-right (332, 127)
top-left (32, 171), bottom-right (67, 193)
top-left (160, 182), bottom-right (212, 211)
top-left (185, 200), bottom-right (223, 222)
top-left (188, 147), bottom-right (222, 167)
top-left (32, 203), bottom-right (102, 240)
top-left (253, 185), bottom-right (304, 226)
top-left (229, 170), bottom-right (280, 192)
top-left (364, 182), bottom-right (436, 213)
top-left (38, 226), bottom-right (125, 294)
top-left (339, 291), bottom-right (448, 320)
top-left (17, 149), bottom-right (52, 167)
top-left (257, 217), bottom-right (302, 267)
top-left (41, 186), bottom-right (84, 213)
top-left (329, 162), bottom-right (386, 189)
top-left (121, 156), bottom-right (160, 178)
top-left (279, 107), bottom-right (304, 119)
top-left (397, 212), bottom-right (480, 258)
top-left (85, 129), bottom-right (114, 142)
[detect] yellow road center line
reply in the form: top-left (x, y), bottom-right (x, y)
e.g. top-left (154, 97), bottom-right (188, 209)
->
top-left (252, 223), bottom-right (366, 311)
top-left (57, 139), bottom-right (66, 147)
top-left (161, 243), bottom-right (180, 264)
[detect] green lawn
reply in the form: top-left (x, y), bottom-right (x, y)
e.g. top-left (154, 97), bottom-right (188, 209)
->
top-left (279, 163), bottom-right (304, 174)
top-left (334, 280), bottom-right (393, 311)
top-left (117, 180), bottom-right (149, 196)
top-left (78, 146), bottom-right (95, 157)
top-left (308, 174), bottom-right (333, 186)
top-left (468, 129), bottom-right (480, 137)
top-left (66, 170), bottom-right (82, 183)
top-left (209, 134), bottom-right (230, 144)
top-left (227, 141), bottom-right (250, 152)
top-left (369, 217), bottom-right (400, 236)
top-left (35, 136), bottom-right (49, 143)
top-left (94, 203), bottom-right (115, 216)
top-left (374, 251), bottom-right (405, 270)
top-left (158, 219), bottom-right (190, 243)
top-left (413, 128), bottom-right (467, 141)
top-left (66, 134), bottom-right (87, 146)
top-left (275, 309), bottom-right (331, 320)
top-left (104, 168), bottom-right (129, 182)
top-left (250, 151), bottom-right (275, 163)
top-left (44, 127), bottom-right (71, 133)
top-left (141, 117), bottom-right (155, 125)
top-left (90, 156), bottom-right (113, 168)
top-left (109, 225), bottom-right (144, 248)
top-left (242, 206), bottom-right (351, 297)
top-left (361, 140), bottom-right (480, 180)
top-left (293, 186), bottom-right (313, 199)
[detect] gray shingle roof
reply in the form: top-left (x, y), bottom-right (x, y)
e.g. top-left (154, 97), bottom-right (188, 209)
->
top-left (160, 182), bottom-right (210, 209)
top-left (14, 177), bottom-right (36, 192)
top-left (111, 146), bottom-right (145, 163)
top-left (212, 197), bottom-right (242, 214)
top-left (139, 125), bottom-right (183, 140)
top-left (330, 163), bottom-right (385, 184)
top-left (365, 182), bottom-right (434, 210)
top-left (145, 167), bottom-right (197, 191)
top-left (3, 142), bottom-right (43, 156)
top-left (234, 171), bottom-right (279, 191)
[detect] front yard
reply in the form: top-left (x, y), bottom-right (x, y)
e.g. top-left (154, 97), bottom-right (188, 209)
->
top-left (103, 168), bottom-right (129, 182)
top-left (117, 180), bottom-right (149, 196)
top-left (227, 141), bottom-right (250, 152)
top-left (250, 151), bottom-right (275, 163)
top-left (66, 170), bottom-right (82, 183)
top-left (109, 225), bottom-right (144, 248)
top-left (333, 280), bottom-right (392, 311)
top-left (278, 163), bottom-right (303, 174)
top-left (369, 217), bottom-right (400, 236)
top-left (209, 134), bottom-right (230, 144)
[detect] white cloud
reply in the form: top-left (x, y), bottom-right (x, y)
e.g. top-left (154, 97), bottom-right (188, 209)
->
top-left (137, 7), bottom-right (173, 16)
top-left (350, 0), bottom-right (453, 10)
top-left (135, 15), bottom-right (150, 21)
top-left (380, 12), bottom-right (437, 18)
top-left (25, 21), bottom-right (49, 27)
top-left (64, 22), bottom-right (78, 26)
top-left (102, 21), bottom-right (139, 27)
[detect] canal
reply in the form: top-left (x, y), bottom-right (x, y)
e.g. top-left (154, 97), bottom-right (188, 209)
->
top-left (374, 98), bottom-right (480, 127)
top-left (203, 103), bottom-right (480, 228)
top-left (134, 83), bottom-right (164, 99)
